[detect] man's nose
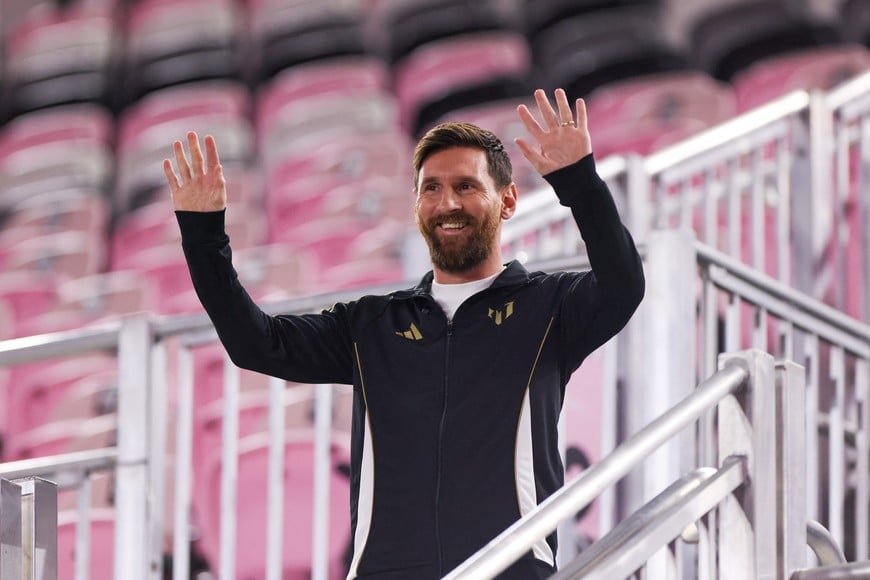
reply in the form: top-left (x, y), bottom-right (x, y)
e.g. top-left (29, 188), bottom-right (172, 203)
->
top-left (437, 189), bottom-right (462, 211)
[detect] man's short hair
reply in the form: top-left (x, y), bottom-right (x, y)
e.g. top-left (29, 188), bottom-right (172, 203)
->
top-left (413, 122), bottom-right (513, 189)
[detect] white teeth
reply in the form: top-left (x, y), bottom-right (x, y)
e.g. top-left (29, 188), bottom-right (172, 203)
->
top-left (441, 223), bottom-right (464, 229)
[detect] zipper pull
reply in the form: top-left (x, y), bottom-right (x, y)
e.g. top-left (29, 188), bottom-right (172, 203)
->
top-left (447, 320), bottom-right (453, 336)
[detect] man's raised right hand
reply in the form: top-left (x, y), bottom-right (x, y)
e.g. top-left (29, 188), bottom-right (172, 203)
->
top-left (164, 131), bottom-right (227, 212)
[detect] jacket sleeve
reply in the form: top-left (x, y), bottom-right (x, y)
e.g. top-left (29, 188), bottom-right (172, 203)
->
top-left (543, 153), bottom-right (646, 373)
top-left (175, 210), bottom-right (355, 384)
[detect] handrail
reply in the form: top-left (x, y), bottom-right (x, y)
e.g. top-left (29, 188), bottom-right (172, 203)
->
top-left (443, 361), bottom-right (750, 580)
top-left (826, 69), bottom-right (870, 111)
top-left (643, 90), bottom-right (810, 174)
top-left (553, 456), bottom-right (746, 579)
top-left (696, 241), bottom-right (870, 355)
top-left (806, 521), bottom-right (847, 567)
top-left (0, 447), bottom-right (118, 488)
top-left (791, 560), bottom-right (870, 580)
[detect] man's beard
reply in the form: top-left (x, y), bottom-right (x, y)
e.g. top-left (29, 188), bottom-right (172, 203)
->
top-left (417, 208), bottom-right (500, 274)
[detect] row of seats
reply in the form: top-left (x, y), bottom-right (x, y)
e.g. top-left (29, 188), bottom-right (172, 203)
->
top-left (3, 0), bottom-right (870, 126)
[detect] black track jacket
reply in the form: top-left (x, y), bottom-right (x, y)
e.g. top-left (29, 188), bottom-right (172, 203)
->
top-left (176, 153), bottom-right (645, 580)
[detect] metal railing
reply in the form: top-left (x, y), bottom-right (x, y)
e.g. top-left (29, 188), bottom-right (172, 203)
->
top-left (1, 476), bottom-right (58, 580)
top-left (446, 350), bottom-right (804, 579)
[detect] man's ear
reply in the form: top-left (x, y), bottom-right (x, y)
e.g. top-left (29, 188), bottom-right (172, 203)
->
top-left (500, 183), bottom-right (518, 220)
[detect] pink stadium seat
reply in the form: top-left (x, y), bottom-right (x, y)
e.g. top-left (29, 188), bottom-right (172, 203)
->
top-left (257, 94), bottom-right (399, 163)
top-left (263, 131), bottom-right (412, 185)
top-left (57, 270), bottom-right (152, 319)
top-left (586, 70), bottom-right (737, 127)
top-left (121, 0), bottom-right (242, 106)
top-left (4, 189), bottom-right (109, 238)
top-left (0, 104), bottom-right (113, 160)
top-left (0, 138), bottom-right (113, 211)
top-left (117, 79), bottom-right (251, 149)
top-left (115, 81), bottom-right (254, 211)
top-left (268, 216), bottom-right (379, 270)
top-left (4, 414), bottom-right (116, 461)
top-left (3, 354), bottom-right (116, 440)
top-left (393, 32), bottom-right (531, 133)
top-left (4, 230), bottom-right (106, 280)
top-left (266, 173), bottom-right (410, 233)
top-left (0, 272), bottom-right (59, 339)
top-left (317, 257), bottom-right (406, 291)
top-left (233, 244), bottom-right (318, 297)
top-left (256, 56), bottom-right (391, 132)
top-left (57, 509), bottom-right (115, 580)
top-left (194, 430), bottom-right (352, 580)
top-left (733, 44), bottom-right (870, 112)
top-left (3, 5), bottom-right (115, 116)
top-left (191, 384), bottom-right (317, 481)
top-left (592, 117), bottom-right (709, 159)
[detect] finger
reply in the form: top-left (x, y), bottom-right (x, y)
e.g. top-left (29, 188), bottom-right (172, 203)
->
top-left (555, 89), bottom-right (574, 125)
top-left (188, 131), bottom-right (204, 176)
top-left (163, 159), bottom-right (180, 194)
top-left (514, 137), bottom-right (545, 167)
top-left (204, 134), bottom-right (221, 171)
top-left (173, 140), bottom-right (192, 182)
top-left (575, 98), bottom-right (588, 132)
top-left (534, 89), bottom-right (559, 129)
top-left (517, 103), bottom-right (546, 140)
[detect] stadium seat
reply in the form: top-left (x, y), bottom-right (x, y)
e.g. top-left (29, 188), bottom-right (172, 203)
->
top-left (0, 103), bottom-right (113, 159)
top-left (536, 6), bottom-right (688, 100)
top-left (2, 5), bottom-right (116, 119)
top-left (263, 130), bottom-right (412, 191)
top-left (193, 429), bottom-right (352, 580)
top-left (115, 81), bottom-right (255, 212)
top-left (119, 0), bottom-right (243, 108)
top-left (3, 189), bottom-right (109, 252)
top-left (57, 508), bottom-right (115, 580)
top-left (4, 230), bottom-right (105, 280)
top-left (393, 31), bottom-right (532, 135)
top-left (4, 413), bottom-right (116, 461)
top-left (689, 0), bottom-right (842, 81)
top-left (521, 0), bottom-right (661, 41)
top-left (841, 0), bottom-right (870, 46)
top-left (732, 44), bottom-right (870, 111)
top-left (248, 0), bottom-right (368, 84)
top-left (585, 70), bottom-right (737, 128)
top-left (373, 0), bottom-right (513, 65)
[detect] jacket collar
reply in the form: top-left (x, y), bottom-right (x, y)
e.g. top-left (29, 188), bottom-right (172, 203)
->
top-left (392, 260), bottom-right (531, 299)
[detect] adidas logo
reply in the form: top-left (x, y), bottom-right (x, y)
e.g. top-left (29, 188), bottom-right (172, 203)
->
top-left (395, 322), bottom-right (423, 340)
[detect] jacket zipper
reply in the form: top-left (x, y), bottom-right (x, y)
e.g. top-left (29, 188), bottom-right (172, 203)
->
top-left (434, 318), bottom-right (452, 577)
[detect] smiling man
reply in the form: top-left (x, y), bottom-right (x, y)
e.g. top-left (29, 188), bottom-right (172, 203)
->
top-left (167, 89), bottom-right (645, 579)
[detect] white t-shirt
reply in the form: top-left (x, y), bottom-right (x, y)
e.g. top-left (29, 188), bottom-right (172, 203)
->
top-left (430, 269), bottom-right (504, 321)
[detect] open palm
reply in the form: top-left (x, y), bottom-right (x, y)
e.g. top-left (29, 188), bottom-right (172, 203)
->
top-left (164, 131), bottom-right (227, 212)
top-left (515, 89), bottom-right (593, 176)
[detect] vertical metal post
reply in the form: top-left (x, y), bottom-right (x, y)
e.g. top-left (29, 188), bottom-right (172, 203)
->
top-left (266, 375), bottom-right (286, 580)
top-left (806, 93), bottom-right (835, 301)
top-left (0, 478), bottom-right (22, 579)
top-left (74, 477), bottom-right (92, 580)
top-left (173, 345), bottom-right (194, 580)
top-left (776, 359), bottom-right (807, 578)
top-left (219, 356), bottom-right (240, 580)
top-left (17, 477), bottom-right (58, 580)
top-left (149, 341), bottom-right (168, 580)
top-left (623, 229), bottom-right (697, 529)
top-left (717, 350), bottom-right (777, 580)
top-left (115, 315), bottom-right (153, 580)
top-left (311, 384), bottom-right (334, 580)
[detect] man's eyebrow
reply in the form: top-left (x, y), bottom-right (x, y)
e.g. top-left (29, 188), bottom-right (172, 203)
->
top-left (420, 175), bottom-right (484, 184)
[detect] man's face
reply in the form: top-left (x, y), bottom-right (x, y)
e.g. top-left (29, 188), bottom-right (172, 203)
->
top-left (414, 147), bottom-right (508, 274)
